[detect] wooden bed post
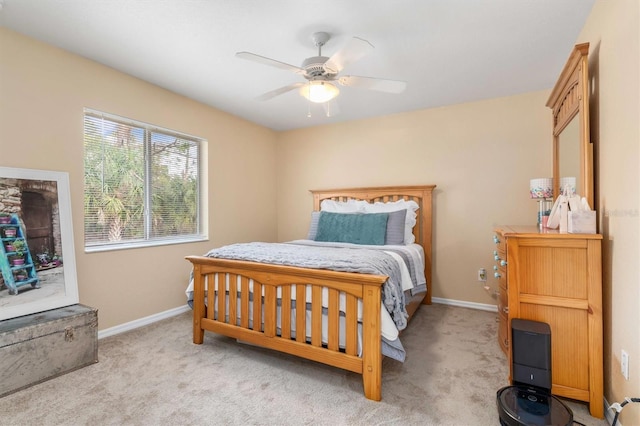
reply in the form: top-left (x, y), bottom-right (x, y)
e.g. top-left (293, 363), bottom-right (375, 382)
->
top-left (192, 263), bottom-right (205, 344)
top-left (361, 285), bottom-right (382, 401)
top-left (421, 186), bottom-right (434, 305)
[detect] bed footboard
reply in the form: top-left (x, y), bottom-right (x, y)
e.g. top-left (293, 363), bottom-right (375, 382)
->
top-left (185, 255), bottom-right (387, 401)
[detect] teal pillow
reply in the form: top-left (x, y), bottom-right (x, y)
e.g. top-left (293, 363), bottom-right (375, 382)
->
top-left (308, 209), bottom-right (406, 244)
top-left (315, 211), bottom-right (389, 245)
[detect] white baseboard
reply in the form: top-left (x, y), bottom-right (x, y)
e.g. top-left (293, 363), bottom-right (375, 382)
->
top-left (97, 304), bottom-right (191, 340)
top-left (432, 297), bottom-right (498, 313)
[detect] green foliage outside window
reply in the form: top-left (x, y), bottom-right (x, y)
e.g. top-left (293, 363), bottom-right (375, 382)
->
top-left (83, 111), bottom-right (201, 248)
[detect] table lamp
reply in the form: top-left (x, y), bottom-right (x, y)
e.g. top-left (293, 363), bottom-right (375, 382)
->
top-left (530, 178), bottom-right (553, 227)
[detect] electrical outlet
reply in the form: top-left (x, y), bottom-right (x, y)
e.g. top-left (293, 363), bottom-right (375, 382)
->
top-left (478, 268), bottom-right (487, 282)
top-left (621, 350), bottom-right (629, 380)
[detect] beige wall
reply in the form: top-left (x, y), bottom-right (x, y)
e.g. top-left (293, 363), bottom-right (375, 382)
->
top-left (3, 3), bottom-right (637, 419)
top-left (276, 92), bottom-right (552, 306)
top-left (579, 1), bottom-right (640, 423)
top-left (0, 28), bottom-right (279, 329)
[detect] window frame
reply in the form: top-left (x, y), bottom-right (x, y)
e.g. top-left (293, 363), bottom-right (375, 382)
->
top-left (83, 108), bottom-right (207, 253)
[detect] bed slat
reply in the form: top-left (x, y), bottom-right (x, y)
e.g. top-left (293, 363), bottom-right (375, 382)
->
top-left (281, 286), bottom-right (292, 339)
top-left (229, 274), bottom-right (238, 325)
top-left (207, 275), bottom-right (215, 320)
top-left (241, 276), bottom-right (250, 328)
top-left (296, 284), bottom-right (306, 343)
top-left (217, 274), bottom-right (227, 323)
top-left (253, 282), bottom-right (262, 332)
top-left (327, 289), bottom-right (339, 351)
top-left (311, 286), bottom-right (322, 346)
top-left (345, 294), bottom-right (357, 356)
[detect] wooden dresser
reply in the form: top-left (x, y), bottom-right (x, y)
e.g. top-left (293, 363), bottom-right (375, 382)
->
top-left (492, 225), bottom-right (603, 418)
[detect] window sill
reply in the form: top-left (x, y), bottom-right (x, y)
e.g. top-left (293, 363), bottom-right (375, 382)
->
top-left (84, 235), bottom-right (208, 253)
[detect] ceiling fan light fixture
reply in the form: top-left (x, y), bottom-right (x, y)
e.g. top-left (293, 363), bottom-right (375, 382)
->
top-left (299, 81), bottom-right (339, 103)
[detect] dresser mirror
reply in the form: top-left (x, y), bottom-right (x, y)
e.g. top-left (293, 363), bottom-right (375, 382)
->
top-left (557, 114), bottom-right (581, 196)
top-left (546, 42), bottom-right (593, 208)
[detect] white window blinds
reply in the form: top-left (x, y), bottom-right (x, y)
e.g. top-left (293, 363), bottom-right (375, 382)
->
top-left (83, 109), bottom-right (202, 249)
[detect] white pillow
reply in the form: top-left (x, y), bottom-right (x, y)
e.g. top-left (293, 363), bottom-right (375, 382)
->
top-left (363, 200), bottom-right (419, 244)
top-left (320, 199), bottom-right (368, 213)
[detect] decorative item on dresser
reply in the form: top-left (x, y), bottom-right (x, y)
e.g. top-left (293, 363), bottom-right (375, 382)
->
top-left (492, 225), bottom-right (603, 419)
top-left (529, 178), bottom-right (553, 228)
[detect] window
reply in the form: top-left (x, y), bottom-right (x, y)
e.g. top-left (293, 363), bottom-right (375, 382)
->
top-left (83, 109), bottom-right (203, 251)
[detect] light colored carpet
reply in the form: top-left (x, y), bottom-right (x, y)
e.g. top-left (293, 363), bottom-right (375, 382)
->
top-left (0, 304), bottom-right (608, 425)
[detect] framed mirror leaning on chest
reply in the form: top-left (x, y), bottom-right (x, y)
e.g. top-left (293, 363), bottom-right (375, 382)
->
top-left (546, 43), bottom-right (593, 209)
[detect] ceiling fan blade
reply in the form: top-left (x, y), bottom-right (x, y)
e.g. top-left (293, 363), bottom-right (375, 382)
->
top-left (255, 82), bottom-right (305, 101)
top-left (338, 75), bottom-right (407, 94)
top-left (236, 52), bottom-right (305, 75)
top-left (322, 99), bottom-right (341, 117)
top-left (323, 37), bottom-right (374, 74)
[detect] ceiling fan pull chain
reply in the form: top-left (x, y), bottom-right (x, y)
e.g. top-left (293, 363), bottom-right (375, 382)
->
top-left (307, 83), bottom-right (312, 117)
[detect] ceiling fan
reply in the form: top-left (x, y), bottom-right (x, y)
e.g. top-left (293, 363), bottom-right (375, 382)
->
top-left (236, 32), bottom-right (407, 116)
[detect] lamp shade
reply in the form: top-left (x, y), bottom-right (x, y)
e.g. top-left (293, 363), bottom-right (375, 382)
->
top-left (300, 81), bottom-right (339, 103)
top-left (530, 178), bottom-right (553, 199)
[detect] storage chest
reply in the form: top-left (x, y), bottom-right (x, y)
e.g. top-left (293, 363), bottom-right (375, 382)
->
top-left (0, 304), bottom-right (98, 397)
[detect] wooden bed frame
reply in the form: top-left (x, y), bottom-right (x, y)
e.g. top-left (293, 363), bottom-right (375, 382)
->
top-left (185, 185), bottom-right (435, 401)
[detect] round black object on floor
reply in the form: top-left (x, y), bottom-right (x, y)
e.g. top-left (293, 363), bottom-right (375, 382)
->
top-left (497, 385), bottom-right (573, 426)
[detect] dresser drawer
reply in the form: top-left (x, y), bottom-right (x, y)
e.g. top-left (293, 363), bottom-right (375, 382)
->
top-left (493, 229), bottom-right (509, 356)
top-left (495, 264), bottom-right (507, 289)
top-left (493, 230), bottom-right (506, 251)
top-left (497, 283), bottom-right (509, 355)
top-left (493, 231), bottom-right (507, 286)
top-left (498, 311), bottom-right (509, 354)
top-left (498, 283), bottom-right (508, 316)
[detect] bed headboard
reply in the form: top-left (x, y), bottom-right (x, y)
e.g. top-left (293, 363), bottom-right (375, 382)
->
top-left (310, 185), bottom-right (436, 304)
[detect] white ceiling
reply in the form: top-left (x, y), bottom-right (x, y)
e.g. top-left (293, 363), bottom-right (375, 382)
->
top-left (0, 0), bottom-right (595, 131)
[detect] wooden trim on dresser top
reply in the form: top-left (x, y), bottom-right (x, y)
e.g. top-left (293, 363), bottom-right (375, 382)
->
top-left (496, 224), bottom-right (602, 240)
